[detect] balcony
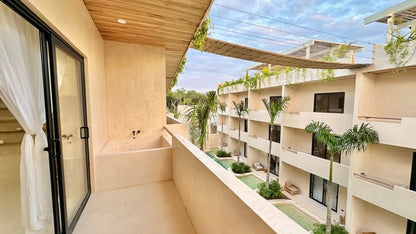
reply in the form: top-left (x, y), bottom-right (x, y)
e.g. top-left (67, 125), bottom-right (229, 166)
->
top-left (248, 135), bottom-right (281, 156)
top-left (229, 128), bottom-right (249, 142)
top-left (284, 112), bottom-right (353, 134)
top-left (218, 125), bottom-right (229, 134)
top-left (357, 116), bottom-right (416, 149)
top-left (218, 107), bottom-right (230, 116)
top-left (351, 173), bottom-right (416, 221)
top-left (75, 124), bottom-right (307, 233)
top-left (371, 43), bottom-right (416, 72)
top-left (249, 109), bottom-right (283, 124)
top-left (280, 149), bottom-right (349, 187)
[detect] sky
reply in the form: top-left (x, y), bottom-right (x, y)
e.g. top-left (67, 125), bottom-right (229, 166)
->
top-left (174, 0), bottom-right (401, 92)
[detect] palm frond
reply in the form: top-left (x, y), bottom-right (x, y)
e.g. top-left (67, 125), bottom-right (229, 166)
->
top-left (341, 123), bottom-right (379, 155)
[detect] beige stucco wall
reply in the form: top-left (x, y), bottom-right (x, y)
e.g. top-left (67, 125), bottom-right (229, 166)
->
top-left (349, 196), bottom-right (407, 234)
top-left (249, 86), bottom-right (282, 110)
top-left (23, 0), bottom-right (108, 191)
top-left (247, 146), bottom-right (268, 166)
top-left (282, 127), bottom-right (312, 153)
top-left (249, 120), bottom-right (269, 139)
top-left (284, 77), bottom-right (355, 114)
top-left (280, 162), bottom-right (310, 195)
top-left (353, 144), bottom-right (413, 186)
top-left (358, 70), bottom-right (416, 118)
top-left (105, 40), bottom-right (166, 138)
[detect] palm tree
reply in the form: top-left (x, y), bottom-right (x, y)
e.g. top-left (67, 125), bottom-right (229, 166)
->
top-left (232, 100), bottom-right (248, 162)
top-left (218, 102), bottom-right (226, 150)
top-left (305, 121), bottom-right (379, 234)
top-left (184, 91), bottom-right (217, 150)
top-left (262, 97), bottom-right (290, 187)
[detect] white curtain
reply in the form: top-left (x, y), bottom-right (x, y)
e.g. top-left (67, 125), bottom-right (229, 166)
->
top-left (0, 4), bottom-right (52, 232)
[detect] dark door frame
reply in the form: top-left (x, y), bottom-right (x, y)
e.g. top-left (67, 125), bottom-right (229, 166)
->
top-left (1, 1), bottom-right (91, 233)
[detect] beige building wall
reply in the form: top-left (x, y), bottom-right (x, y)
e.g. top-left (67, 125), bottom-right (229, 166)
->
top-left (280, 162), bottom-right (310, 195)
top-left (247, 147), bottom-right (268, 166)
top-left (249, 121), bottom-right (269, 139)
top-left (249, 87), bottom-right (282, 110)
top-left (358, 70), bottom-right (416, 118)
top-left (105, 40), bottom-right (166, 138)
top-left (282, 127), bottom-right (312, 153)
top-left (284, 77), bottom-right (355, 113)
top-left (349, 196), bottom-right (407, 234)
top-left (354, 144), bottom-right (413, 186)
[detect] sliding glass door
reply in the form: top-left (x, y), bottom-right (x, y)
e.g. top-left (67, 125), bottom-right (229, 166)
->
top-left (51, 39), bottom-right (90, 232)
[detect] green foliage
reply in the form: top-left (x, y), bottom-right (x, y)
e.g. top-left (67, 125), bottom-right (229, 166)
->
top-left (216, 150), bottom-right (231, 157)
top-left (192, 17), bottom-right (212, 51)
top-left (257, 181), bottom-right (282, 199)
top-left (319, 43), bottom-right (352, 82)
top-left (184, 91), bottom-right (217, 150)
top-left (261, 97), bottom-right (290, 125)
top-left (384, 24), bottom-right (416, 72)
top-left (231, 162), bottom-right (251, 174)
top-left (312, 223), bottom-right (348, 234)
top-left (169, 56), bottom-right (187, 91)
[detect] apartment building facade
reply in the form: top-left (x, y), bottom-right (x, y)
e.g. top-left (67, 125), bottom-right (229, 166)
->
top-left (217, 38), bottom-right (416, 233)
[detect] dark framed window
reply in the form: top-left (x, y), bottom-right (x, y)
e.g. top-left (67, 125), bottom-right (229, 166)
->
top-left (269, 125), bottom-right (281, 143)
top-left (244, 119), bottom-right (248, 132)
top-left (243, 142), bottom-right (248, 158)
top-left (314, 92), bottom-right (345, 113)
top-left (270, 95), bottom-right (282, 104)
top-left (244, 97), bottom-right (248, 108)
top-left (312, 133), bottom-right (340, 163)
top-left (270, 155), bottom-right (280, 176)
top-left (309, 174), bottom-right (338, 212)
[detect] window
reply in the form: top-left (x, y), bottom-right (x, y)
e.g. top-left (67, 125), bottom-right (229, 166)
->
top-left (312, 134), bottom-right (340, 163)
top-left (244, 142), bottom-right (248, 158)
top-left (314, 92), bottom-right (345, 113)
top-left (244, 97), bottom-right (248, 108)
top-left (244, 119), bottom-right (248, 132)
top-left (309, 174), bottom-right (338, 211)
top-left (269, 125), bottom-right (281, 143)
top-left (270, 95), bottom-right (282, 104)
top-left (270, 155), bottom-right (280, 176)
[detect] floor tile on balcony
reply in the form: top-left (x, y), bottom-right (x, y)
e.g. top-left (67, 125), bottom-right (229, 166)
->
top-left (74, 181), bottom-right (195, 234)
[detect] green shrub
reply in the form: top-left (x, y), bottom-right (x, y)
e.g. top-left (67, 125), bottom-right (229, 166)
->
top-left (231, 162), bottom-right (251, 174)
top-left (216, 150), bottom-right (231, 157)
top-left (257, 181), bottom-right (282, 199)
top-left (312, 223), bottom-right (348, 234)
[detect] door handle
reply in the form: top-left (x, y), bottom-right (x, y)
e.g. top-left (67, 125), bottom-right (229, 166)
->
top-left (80, 126), bottom-right (89, 139)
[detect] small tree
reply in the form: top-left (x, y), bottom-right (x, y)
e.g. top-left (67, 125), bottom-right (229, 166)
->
top-left (184, 91), bottom-right (217, 150)
top-left (218, 102), bottom-right (226, 150)
top-left (262, 97), bottom-right (290, 187)
top-left (232, 100), bottom-right (248, 162)
top-left (305, 121), bottom-right (379, 234)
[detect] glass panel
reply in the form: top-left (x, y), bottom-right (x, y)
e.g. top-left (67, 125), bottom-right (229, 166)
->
top-left (314, 94), bottom-right (329, 112)
top-left (270, 96), bottom-right (282, 104)
top-left (312, 134), bottom-right (326, 158)
top-left (311, 175), bottom-right (324, 201)
top-left (270, 125), bottom-right (281, 143)
top-left (270, 155), bottom-right (280, 176)
top-left (55, 47), bottom-right (88, 224)
top-left (328, 93), bottom-right (344, 113)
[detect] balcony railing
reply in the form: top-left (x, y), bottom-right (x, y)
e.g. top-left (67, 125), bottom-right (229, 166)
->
top-left (280, 149), bottom-right (349, 187)
top-left (357, 116), bottom-right (416, 148)
top-left (248, 135), bottom-right (280, 156)
top-left (284, 112), bottom-right (353, 135)
top-left (167, 127), bottom-right (308, 233)
top-left (351, 173), bottom-right (416, 221)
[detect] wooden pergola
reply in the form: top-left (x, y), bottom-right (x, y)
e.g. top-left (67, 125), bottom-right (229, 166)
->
top-left (192, 37), bottom-right (369, 69)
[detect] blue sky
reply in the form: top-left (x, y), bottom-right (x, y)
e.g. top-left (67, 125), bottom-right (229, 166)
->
top-left (174, 0), bottom-right (400, 92)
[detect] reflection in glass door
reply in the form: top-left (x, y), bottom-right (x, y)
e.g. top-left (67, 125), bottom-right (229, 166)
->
top-left (52, 38), bottom-right (90, 231)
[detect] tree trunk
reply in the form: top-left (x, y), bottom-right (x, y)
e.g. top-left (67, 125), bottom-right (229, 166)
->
top-left (237, 118), bottom-right (241, 163)
top-left (325, 155), bottom-right (334, 234)
top-left (266, 138), bottom-right (272, 187)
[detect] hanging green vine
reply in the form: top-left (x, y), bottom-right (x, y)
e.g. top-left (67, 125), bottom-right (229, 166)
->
top-left (168, 56), bottom-right (187, 91)
top-left (384, 18), bottom-right (416, 72)
top-left (319, 44), bottom-right (352, 82)
top-left (192, 17), bottom-right (212, 51)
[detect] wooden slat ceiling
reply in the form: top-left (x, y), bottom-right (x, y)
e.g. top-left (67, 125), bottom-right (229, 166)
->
top-left (83, 0), bottom-right (213, 86)
top-left (193, 37), bottom-right (370, 69)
